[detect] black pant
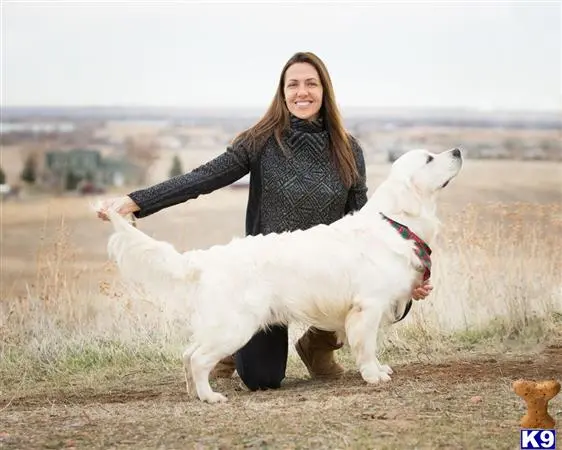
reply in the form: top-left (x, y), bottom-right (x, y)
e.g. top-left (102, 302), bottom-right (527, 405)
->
top-left (235, 325), bottom-right (288, 391)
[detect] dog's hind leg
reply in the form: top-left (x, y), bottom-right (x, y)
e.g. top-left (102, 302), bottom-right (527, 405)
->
top-left (189, 329), bottom-right (257, 403)
top-left (189, 347), bottom-right (228, 403)
top-left (345, 304), bottom-right (391, 384)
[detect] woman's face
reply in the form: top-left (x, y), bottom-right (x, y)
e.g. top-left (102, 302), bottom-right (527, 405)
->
top-left (283, 62), bottom-right (323, 121)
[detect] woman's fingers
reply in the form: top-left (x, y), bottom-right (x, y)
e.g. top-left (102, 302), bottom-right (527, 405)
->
top-left (412, 283), bottom-right (433, 300)
top-left (96, 196), bottom-right (133, 221)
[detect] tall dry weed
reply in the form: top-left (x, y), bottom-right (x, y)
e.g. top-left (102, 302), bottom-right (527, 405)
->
top-left (390, 201), bottom-right (562, 354)
top-left (0, 217), bottom-right (186, 385)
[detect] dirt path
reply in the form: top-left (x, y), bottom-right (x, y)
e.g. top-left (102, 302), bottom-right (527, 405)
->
top-left (2, 345), bottom-right (561, 449)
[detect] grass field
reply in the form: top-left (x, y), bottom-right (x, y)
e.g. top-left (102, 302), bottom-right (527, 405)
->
top-left (1, 159), bottom-right (561, 449)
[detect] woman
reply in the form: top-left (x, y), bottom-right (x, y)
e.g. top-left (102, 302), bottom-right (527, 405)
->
top-left (98, 51), bottom-right (432, 391)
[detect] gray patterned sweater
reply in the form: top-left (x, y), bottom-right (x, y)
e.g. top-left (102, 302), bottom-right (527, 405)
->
top-left (129, 115), bottom-right (368, 236)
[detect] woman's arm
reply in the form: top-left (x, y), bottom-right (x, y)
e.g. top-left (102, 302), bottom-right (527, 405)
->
top-left (128, 142), bottom-right (252, 218)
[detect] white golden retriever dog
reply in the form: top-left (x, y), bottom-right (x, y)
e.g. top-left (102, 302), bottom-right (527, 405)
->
top-left (96, 148), bottom-right (463, 403)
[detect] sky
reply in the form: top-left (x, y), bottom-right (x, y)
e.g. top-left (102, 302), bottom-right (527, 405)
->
top-left (2, 0), bottom-right (561, 112)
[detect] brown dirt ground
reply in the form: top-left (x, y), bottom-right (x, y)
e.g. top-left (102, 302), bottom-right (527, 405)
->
top-left (1, 345), bottom-right (561, 449)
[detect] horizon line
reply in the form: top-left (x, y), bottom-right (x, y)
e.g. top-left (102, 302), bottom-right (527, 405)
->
top-left (2, 104), bottom-right (561, 116)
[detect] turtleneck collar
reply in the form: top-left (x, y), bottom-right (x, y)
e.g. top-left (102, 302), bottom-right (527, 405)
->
top-left (289, 114), bottom-right (325, 134)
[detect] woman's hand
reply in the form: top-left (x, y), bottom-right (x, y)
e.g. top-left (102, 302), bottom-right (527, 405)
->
top-left (96, 196), bottom-right (140, 221)
top-left (412, 281), bottom-right (433, 300)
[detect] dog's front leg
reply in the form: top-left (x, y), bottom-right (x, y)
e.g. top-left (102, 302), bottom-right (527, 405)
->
top-left (345, 304), bottom-right (391, 384)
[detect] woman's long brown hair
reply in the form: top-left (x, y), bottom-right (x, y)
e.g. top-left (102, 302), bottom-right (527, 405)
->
top-left (233, 52), bottom-right (359, 188)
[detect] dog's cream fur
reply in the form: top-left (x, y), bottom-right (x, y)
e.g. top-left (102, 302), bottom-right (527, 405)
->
top-left (96, 148), bottom-right (463, 403)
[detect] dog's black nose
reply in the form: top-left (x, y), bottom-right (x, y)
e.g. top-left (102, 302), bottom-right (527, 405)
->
top-left (452, 148), bottom-right (461, 158)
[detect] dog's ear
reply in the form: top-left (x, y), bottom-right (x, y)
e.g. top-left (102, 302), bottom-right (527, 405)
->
top-left (397, 180), bottom-right (422, 217)
top-left (369, 176), bottom-right (423, 217)
top-left (383, 178), bottom-right (421, 217)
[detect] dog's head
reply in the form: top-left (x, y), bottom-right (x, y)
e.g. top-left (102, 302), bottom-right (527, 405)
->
top-left (390, 148), bottom-right (463, 200)
top-left (368, 148), bottom-right (463, 240)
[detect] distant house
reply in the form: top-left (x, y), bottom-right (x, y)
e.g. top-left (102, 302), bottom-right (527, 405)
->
top-left (45, 148), bottom-right (139, 191)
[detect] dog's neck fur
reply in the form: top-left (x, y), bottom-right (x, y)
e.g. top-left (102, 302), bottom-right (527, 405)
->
top-left (360, 178), bottom-right (441, 247)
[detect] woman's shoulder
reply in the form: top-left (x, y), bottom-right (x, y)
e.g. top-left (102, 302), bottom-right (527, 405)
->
top-left (232, 129), bottom-right (277, 153)
top-left (345, 132), bottom-right (364, 153)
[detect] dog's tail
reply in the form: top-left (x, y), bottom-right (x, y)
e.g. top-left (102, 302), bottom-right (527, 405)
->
top-left (92, 200), bottom-right (200, 299)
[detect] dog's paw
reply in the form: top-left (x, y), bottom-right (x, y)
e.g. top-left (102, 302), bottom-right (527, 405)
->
top-left (380, 364), bottom-right (393, 375)
top-left (361, 365), bottom-right (392, 384)
top-left (201, 392), bottom-right (228, 403)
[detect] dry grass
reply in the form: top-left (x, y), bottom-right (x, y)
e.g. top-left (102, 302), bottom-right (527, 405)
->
top-left (1, 159), bottom-right (561, 448)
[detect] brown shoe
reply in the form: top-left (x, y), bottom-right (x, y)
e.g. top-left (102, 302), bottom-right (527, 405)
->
top-left (209, 354), bottom-right (236, 379)
top-left (295, 327), bottom-right (344, 379)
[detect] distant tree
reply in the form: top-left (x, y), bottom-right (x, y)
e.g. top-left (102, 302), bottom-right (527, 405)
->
top-left (19, 141), bottom-right (51, 187)
top-left (0, 166), bottom-right (6, 185)
top-left (20, 153), bottom-right (38, 184)
top-left (169, 154), bottom-right (183, 178)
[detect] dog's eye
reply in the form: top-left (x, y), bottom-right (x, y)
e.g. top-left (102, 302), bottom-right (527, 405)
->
top-left (426, 155), bottom-right (434, 163)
